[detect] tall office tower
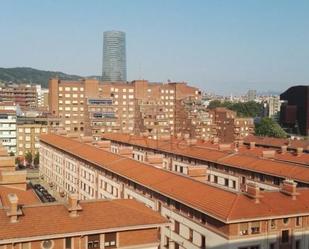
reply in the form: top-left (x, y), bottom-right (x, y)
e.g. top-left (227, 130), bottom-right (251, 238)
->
top-left (102, 31), bottom-right (127, 82)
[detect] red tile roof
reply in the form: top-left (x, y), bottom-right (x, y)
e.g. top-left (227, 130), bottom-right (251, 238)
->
top-left (0, 199), bottom-right (167, 241)
top-left (0, 186), bottom-right (40, 207)
top-left (102, 133), bottom-right (309, 183)
top-left (40, 134), bottom-right (309, 222)
top-left (244, 135), bottom-right (309, 151)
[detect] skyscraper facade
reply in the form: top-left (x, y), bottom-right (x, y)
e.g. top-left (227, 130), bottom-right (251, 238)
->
top-left (102, 31), bottom-right (127, 82)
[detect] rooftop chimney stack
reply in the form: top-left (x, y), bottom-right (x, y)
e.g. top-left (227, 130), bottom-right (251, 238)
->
top-left (296, 147), bottom-right (303, 156)
top-left (245, 183), bottom-right (262, 204)
top-left (249, 142), bottom-right (256, 150)
top-left (67, 193), bottom-right (82, 217)
top-left (280, 145), bottom-right (288, 154)
top-left (6, 193), bottom-right (22, 223)
top-left (280, 179), bottom-right (299, 200)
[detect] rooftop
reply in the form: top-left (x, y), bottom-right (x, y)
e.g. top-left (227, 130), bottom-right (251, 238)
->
top-left (0, 198), bottom-right (167, 242)
top-left (102, 133), bottom-right (309, 183)
top-left (40, 134), bottom-right (309, 223)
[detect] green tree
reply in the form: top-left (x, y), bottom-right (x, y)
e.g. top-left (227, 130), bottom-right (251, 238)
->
top-left (255, 117), bottom-right (287, 138)
top-left (207, 100), bottom-right (263, 117)
top-left (24, 151), bottom-right (33, 165)
top-left (33, 152), bottom-right (39, 166)
top-left (9, 151), bottom-right (15, 156)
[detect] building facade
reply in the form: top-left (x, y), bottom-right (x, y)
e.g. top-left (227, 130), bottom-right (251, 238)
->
top-left (40, 134), bottom-right (309, 249)
top-left (0, 102), bottom-right (17, 154)
top-left (0, 84), bottom-right (37, 110)
top-left (0, 193), bottom-right (167, 249)
top-left (280, 85), bottom-right (309, 136)
top-left (48, 78), bottom-right (201, 138)
top-left (102, 133), bottom-right (309, 192)
top-left (102, 31), bottom-right (127, 82)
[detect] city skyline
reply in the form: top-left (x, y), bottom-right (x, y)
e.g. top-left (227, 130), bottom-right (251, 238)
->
top-left (1, 0), bottom-right (309, 94)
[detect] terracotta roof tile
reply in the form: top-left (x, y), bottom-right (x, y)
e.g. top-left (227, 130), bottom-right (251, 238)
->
top-left (0, 199), bottom-right (167, 241)
top-left (40, 134), bottom-right (309, 222)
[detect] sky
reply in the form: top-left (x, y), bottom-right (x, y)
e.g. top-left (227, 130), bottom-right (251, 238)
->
top-left (1, 0), bottom-right (309, 95)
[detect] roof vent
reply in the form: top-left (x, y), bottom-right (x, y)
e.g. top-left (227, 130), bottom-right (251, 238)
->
top-left (296, 147), bottom-right (303, 156)
top-left (280, 145), bottom-right (288, 154)
top-left (218, 144), bottom-right (231, 151)
top-left (6, 193), bottom-right (22, 223)
top-left (249, 142), bottom-right (256, 149)
top-left (67, 193), bottom-right (82, 217)
top-left (262, 150), bottom-right (275, 159)
top-left (244, 183), bottom-right (262, 204)
top-left (280, 179), bottom-right (299, 200)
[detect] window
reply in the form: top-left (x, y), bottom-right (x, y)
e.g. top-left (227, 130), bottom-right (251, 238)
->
top-left (295, 240), bottom-right (300, 249)
top-left (22, 242), bottom-right (30, 249)
top-left (251, 222), bottom-right (260, 234)
top-left (189, 228), bottom-right (193, 242)
top-left (174, 220), bottom-right (180, 233)
top-left (88, 234), bottom-right (100, 249)
top-left (239, 223), bottom-right (249, 235)
top-left (224, 178), bottom-right (229, 187)
top-left (65, 237), bottom-right (72, 249)
top-left (296, 217), bottom-right (301, 226)
top-left (269, 243), bottom-right (275, 249)
top-left (201, 235), bottom-right (206, 249)
top-left (41, 240), bottom-right (53, 249)
top-left (270, 219), bottom-right (276, 229)
top-left (283, 218), bottom-right (289, 225)
top-left (104, 232), bottom-right (116, 248)
top-left (281, 230), bottom-right (289, 243)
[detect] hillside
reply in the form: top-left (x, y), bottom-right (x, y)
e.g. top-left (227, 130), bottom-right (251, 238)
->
top-left (0, 67), bottom-right (87, 88)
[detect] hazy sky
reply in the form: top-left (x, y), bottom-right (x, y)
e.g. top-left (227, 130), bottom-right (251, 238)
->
top-left (1, 0), bottom-right (309, 94)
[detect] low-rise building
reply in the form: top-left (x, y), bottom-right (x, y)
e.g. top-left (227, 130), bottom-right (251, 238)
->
top-left (40, 134), bottom-right (309, 249)
top-left (0, 193), bottom-right (167, 249)
top-left (102, 133), bottom-right (309, 192)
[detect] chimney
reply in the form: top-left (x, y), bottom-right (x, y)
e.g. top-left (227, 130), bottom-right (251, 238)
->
top-left (218, 144), bottom-right (232, 151)
top-left (212, 137), bottom-right (219, 145)
top-left (67, 193), bottom-right (82, 217)
top-left (244, 183), bottom-right (262, 204)
top-left (6, 193), bottom-right (22, 223)
top-left (280, 179), bottom-right (299, 200)
top-left (96, 140), bottom-right (111, 149)
top-left (280, 145), bottom-right (288, 154)
top-left (249, 142), bottom-right (256, 150)
top-left (237, 140), bottom-right (244, 148)
top-left (296, 147), bottom-right (303, 156)
top-left (262, 150), bottom-right (276, 159)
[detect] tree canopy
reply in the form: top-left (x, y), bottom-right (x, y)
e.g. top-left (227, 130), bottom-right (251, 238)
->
top-left (207, 100), bottom-right (263, 118)
top-left (255, 117), bottom-right (287, 138)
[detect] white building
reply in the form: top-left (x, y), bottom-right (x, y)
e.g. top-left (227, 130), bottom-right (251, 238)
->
top-left (0, 102), bottom-right (17, 153)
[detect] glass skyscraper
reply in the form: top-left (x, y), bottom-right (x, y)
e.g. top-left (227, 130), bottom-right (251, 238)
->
top-left (102, 31), bottom-right (127, 82)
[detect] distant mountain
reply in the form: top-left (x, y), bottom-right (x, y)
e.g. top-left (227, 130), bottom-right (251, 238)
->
top-left (0, 67), bottom-right (99, 88)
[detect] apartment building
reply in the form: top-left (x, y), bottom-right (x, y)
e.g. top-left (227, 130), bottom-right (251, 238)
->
top-left (0, 193), bottom-right (167, 249)
top-left (36, 84), bottom-right (49, 109)
top-left (213, 107), bottom-right (254, 142)
top-left (102, 133), bottom-right (309, 192)
top-left (40, 134), bottom-right (309, 249)
top-left (0, 102), bottom-right (17, 154)
top-left (48, 78), bottom-right (201, 137)
top-left (0, 84), bottom-right (37, 110)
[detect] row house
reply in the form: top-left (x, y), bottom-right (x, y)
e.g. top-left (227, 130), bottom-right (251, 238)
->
top-left (0, 192), bottom-right (167, 249)
top-left (101, 133), bottom-right (309, 192)
top-left (40, 134), bottom-right (309, 249)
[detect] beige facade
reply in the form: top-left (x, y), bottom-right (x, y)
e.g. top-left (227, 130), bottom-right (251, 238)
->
top-left (39, 134), bottom-right (309, 249)
top-left (48, 78), bottom-right (201, 138)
